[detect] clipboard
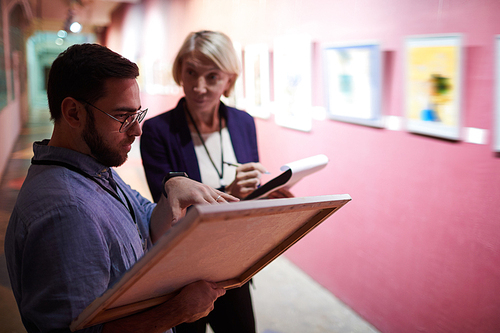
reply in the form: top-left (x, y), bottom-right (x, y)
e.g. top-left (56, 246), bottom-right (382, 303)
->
top-left (245, 154), bottom-right (329, 200)
top-left (71, 194), bottom-right (351, 330)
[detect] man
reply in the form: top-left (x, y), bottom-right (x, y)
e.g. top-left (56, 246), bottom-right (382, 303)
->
top-left (4, 43), bottom-right (237, 333)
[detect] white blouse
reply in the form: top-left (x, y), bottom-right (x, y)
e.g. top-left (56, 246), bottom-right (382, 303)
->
top-left (191, 127), bottom-right (238, 189)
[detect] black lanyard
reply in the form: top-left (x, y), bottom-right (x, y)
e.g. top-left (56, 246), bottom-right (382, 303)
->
top-left (31, 159), bottom-right (146, 250)
top-left (184, 101), bottom-right (225, 184)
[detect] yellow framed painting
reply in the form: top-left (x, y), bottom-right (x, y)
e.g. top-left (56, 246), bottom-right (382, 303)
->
top-left (405, 34), bottom-right (463, 140)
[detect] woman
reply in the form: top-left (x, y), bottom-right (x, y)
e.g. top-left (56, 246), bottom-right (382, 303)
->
top-left (141, 30), bottom-right (270, 333)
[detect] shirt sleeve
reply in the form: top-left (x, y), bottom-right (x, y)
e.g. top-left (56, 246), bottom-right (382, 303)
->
top-left (14, 202), bottom-right (109, 333)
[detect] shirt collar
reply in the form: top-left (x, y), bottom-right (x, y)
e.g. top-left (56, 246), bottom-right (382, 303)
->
top-left (32, 139), bottom-right (112, 180)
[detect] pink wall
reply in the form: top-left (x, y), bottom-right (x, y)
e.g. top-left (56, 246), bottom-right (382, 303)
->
top-left (107, 1), bottom-right (500, 331)
top-left (0, 0), bottom-right (32, 182)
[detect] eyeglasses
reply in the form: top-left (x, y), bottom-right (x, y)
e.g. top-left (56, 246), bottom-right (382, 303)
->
top-left (80, 100), bottom-right (148, 133)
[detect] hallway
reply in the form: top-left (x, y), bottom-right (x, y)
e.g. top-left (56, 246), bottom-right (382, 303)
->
top-left (0, 108), bottom-right (378, 333)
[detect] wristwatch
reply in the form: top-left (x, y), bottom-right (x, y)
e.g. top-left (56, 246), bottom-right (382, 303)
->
top-left (161, 172), bottom-right (188, 198)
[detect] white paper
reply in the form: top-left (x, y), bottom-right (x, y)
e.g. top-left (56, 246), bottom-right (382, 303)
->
top-left (280, 154), bottom-right (329, 188)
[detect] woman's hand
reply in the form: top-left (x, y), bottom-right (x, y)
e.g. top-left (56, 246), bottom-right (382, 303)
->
top-left (267, 187), bottom-right (294, 199)
top-left (225, 162), bottom-right (268, 199)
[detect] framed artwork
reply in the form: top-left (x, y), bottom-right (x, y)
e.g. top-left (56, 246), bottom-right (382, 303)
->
top-left (71, 195), bottom-right (351, 329)
top-left (222, 41), bottom-right (245, 109)
top-left (323, 41), bottom-right (383, 127)
top-left (404, 34), bottom-right (464, 140)
top-left (495, 35), bottom-right (500, 152)
top-left (139, 59), bottom-right (181, 95)
top-left (244, 43), bottom-right (271, 119)
top-left (273, 34), bottom-right (313, 132)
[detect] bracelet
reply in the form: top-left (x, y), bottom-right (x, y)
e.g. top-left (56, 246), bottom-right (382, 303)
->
top-left (161, 172), bottom-right (188, 198)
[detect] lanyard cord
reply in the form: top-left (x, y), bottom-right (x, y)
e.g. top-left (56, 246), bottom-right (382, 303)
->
top-left (184, 101), bottom-right (224, 182)
top-left (31, 159), bottom-right (146, 250)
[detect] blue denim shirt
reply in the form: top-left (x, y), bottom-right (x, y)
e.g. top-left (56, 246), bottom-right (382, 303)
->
top-left (5, 140), bottom-right (159, 332)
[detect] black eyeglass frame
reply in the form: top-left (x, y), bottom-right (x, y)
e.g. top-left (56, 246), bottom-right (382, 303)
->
top-left (80, 100), bottom-right (148, 133)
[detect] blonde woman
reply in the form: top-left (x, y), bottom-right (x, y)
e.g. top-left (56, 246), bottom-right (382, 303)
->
top-left (141, 30), bottom-right (265, 333)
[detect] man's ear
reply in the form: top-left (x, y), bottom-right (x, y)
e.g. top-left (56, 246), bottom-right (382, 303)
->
top-left (61, 97), bottom-right (84, 129)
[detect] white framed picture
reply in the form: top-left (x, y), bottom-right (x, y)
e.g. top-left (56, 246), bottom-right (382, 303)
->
top-left (244, 43), bottom-right (271, 119)
top-left (221, 41), bottom-right (245, 109)
top-left (323, 41), bottom-right (383, 128)
top-left (273, 34), bottom-right (313, 132)
top-left (494, 35), bottom-right (500, 152)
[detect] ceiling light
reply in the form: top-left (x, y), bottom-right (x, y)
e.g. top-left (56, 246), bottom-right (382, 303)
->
top-left (70, 22), bottom-right (82, 33)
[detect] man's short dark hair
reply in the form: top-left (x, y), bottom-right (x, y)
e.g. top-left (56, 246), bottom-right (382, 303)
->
top-left (47, 43), bottom-right (140, 121)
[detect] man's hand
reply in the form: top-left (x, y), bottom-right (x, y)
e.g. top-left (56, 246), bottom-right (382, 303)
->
top-left (165, 177), bottom-right (238, 224)
top-left (225, 162), bottom-right (268, 199)
top-left (151, 177), bottom-right (238, 243)
top-left (103, 280), bottom-right (225, 333)
top-left (169, 280), bottom-right (226, 323)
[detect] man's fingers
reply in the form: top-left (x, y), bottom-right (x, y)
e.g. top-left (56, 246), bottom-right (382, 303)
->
top-left (169, 203), bottom-right (184, 225)
top-left (211, 190), bottom-right (238, 203)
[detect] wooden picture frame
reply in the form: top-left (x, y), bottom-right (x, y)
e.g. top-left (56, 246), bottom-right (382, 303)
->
top-left (71, 194), bottom-right (351, 330)
top-left (404, 34), bottom-right (464, 140)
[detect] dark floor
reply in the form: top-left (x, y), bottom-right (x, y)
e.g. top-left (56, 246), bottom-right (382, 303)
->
top-left (0, 108), bottom-right (378, 333)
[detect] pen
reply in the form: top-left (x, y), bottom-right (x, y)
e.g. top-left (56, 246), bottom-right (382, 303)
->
top-left (223, 161), bottom-right (241, 168)
top-left (224, 161), bottom-right (270, 174)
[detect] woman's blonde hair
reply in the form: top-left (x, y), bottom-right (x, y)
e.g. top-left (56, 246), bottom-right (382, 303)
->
top-left (172, 30), bottom-right (241, 97)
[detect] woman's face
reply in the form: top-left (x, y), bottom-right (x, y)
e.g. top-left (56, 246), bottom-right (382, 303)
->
top-left (181, 54), bottom-right (233, 115)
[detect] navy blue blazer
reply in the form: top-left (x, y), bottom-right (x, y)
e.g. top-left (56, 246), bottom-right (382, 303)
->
top-left (140, 98), bottom-right (260, 202)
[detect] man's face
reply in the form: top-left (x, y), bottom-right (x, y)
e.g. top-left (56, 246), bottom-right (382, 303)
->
top-left (81, 78), bottom-right (142, 167)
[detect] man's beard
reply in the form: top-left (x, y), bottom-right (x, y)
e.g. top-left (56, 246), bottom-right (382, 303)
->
top-left (82, 110), bottom-right (129, 167)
